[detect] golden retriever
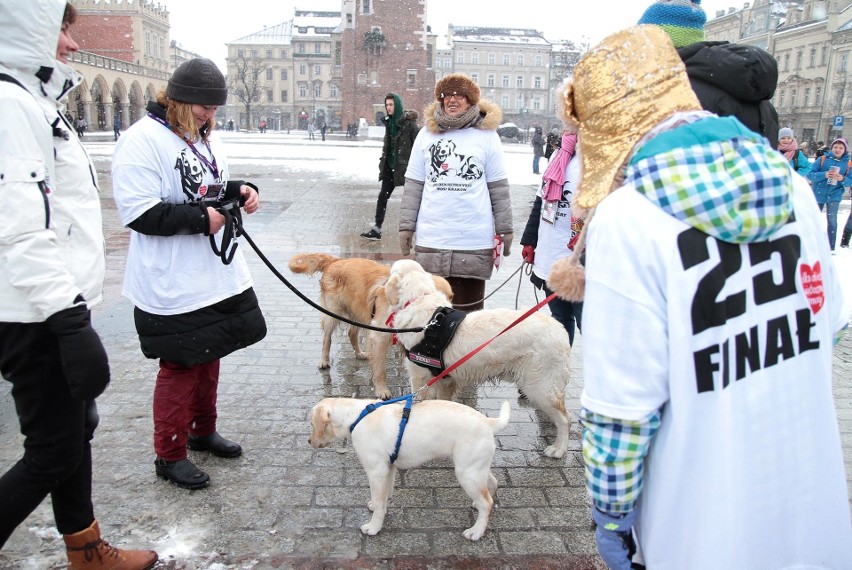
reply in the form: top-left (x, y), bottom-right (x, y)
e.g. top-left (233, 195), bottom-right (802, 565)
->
top-left (308, 397), bottom-right (510, 540)
top-left (288, 254), bottom-right (453, 398)
top-left (384, 259), bottom-right (572, 458)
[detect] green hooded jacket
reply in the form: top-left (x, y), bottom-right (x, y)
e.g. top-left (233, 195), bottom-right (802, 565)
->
top-left (379, 93), bottom-right (420, 186)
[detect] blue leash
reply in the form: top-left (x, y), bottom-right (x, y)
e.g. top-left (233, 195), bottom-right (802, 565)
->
top-left (349, 394), bottom-right (414, 464)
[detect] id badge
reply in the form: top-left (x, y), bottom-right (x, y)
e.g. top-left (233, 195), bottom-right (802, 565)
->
top-left (541, 199), bottom-right (557, 224)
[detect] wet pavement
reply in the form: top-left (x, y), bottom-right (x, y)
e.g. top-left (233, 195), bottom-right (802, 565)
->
top-left (1, 132), bottom-right (850, 569)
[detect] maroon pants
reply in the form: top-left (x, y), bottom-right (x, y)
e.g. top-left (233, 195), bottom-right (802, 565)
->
top-left (153, 359), bottom-right (219, 461)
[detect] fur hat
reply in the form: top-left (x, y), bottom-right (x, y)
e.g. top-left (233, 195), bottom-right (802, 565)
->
top-left (778, 127), bottom-right (794, 139)
top-left (435, 73), bottom-right (481, 105)
top-left (167, 58), bottom-right (228, 106)
top-left (559, 25), bottom-right (700, 210)
top-left (638, 0), bottom-right (706, 48)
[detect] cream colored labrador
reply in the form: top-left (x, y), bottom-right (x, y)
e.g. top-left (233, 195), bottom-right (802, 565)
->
top-left (384, 259), bottom-right (572, 458)
top-left (308, 397), bottom-right (510, 540)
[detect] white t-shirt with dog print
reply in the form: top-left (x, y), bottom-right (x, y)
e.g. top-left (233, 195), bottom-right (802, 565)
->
top-left (405, 127), bottom-right (508, 250)
top-left (112, 115), bottom-right (252, 315)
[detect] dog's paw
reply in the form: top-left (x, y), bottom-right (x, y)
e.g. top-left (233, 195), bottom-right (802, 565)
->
top-left (374, 388), bottom-right (392, 400)
top-left (318, 361), bottom-right (331, 370)
top-left (367, 499), bottom-right (375, 512)
top-left (360, 522), bottom-right (382, 536)
top-left (543, 445), bottom-right (566, 459)
top-left (463, 526), bottom-right (485, 541)
top-left (355, 351), bottom-right (369, 361)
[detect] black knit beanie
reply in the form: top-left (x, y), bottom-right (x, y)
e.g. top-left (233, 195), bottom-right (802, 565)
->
top-left (167, 58), bottom-right (228, 106)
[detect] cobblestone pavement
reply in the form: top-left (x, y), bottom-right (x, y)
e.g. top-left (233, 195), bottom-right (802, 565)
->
top-left (1, 132), bottom-right (850, 569)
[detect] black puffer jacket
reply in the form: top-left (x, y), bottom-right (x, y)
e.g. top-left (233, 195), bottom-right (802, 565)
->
top-left (678, 41), bottom-right (779, 148)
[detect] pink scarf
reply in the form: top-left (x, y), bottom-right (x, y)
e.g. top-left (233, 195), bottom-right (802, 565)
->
top-left (542, 132), bottom-right (577, 201)
top-left (777, 137), bottom-right (798, 162)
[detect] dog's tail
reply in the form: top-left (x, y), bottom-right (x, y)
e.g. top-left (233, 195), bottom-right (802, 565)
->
top-left (288, 253), bottom-right (340, 275)
top-left (489, 400), bottom-right (511, 434)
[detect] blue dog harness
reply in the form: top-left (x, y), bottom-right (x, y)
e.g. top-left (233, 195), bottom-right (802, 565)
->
top-left (349, 394), bottom-right (414, 464)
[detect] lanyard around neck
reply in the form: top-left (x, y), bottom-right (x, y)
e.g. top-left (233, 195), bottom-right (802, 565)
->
top-left (148, 112), bottom-right (220, 180)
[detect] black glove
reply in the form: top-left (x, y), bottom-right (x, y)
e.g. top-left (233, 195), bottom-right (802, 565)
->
top-left (46, 303), bottom-right (110, 400)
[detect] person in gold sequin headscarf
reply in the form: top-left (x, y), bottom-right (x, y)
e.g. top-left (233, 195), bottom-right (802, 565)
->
top-left (548, 25), bottom-right (851, 570)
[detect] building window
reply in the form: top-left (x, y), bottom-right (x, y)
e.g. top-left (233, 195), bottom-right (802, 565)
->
top-left (299, 43), bottom-right (305, 54)
top-left (841, 52), bottom-right (849, 72)
top-left (816, 86), bottom-right (822, 105)
top-left (299, 64), bottom-right (306, 75)
top-left (314, 64), bottom-right (322, 76)
top-left (804, 87), bottom-right (810, 107)
top-left (503, 53), bottom-right (510, 65)
top-left (784, 53), bottom-right (789, 71)
top-left (159, 37), bottom-right (164, 59)
top-left (456, 52), bottom-right (465, 64)
top-left (487, 74), bottom-right (495, 87)
top-left (314, 83), bottom-right (321, 97)
top-left (281, 49), bottom-right (288, 58)
top-left (237, 49), bottom-right (244, 59)
top-left (779, 90), bottom-right (785, 108)
top-left (330, 84), bottom-right (337, 97)
top-left (502, 75), bottom-right (510, 87)
top-left (516, 95), bottom-right (523, 109)
top-left (534, 76), bottom-right (542, 88)
top-left (267, 89), bottom-right (273, 102)
top-left (315, 43), bottom-right (321, 54)
top-left (822, 45), bottom-right (828, 65)
top-left (535, 54), bottom-right (542, 67)
top-left (145, 32), bottom-right (151, 55)
top-left (471, 73), bottom-right (479, 84)
top-left (299, 84), bottom-right (307, 97)
top-left (335, 41), bottom-right (342, 65)
top-left (361, 0), bottom-right (371, 14)
top-left (516, 75), bottom-right (524, 88)
top-left (810, 48), bottom-right (816, 67)
top-left (533, 99), bottom-right (541, 110)
top-left (281, 69), bottom-right (288, 80)
top-left (444, 57), bottom-right (451, 67)
top-left (501, 95), bottom-right (510, 109)
top-left (281, 90), bottom-right (288, 102)
top-left (791, 88), bottom-right (797, 107)
top-left (266, 69), bottom-right (273, 80)
top-left (488, 53), bottom-right (495, 65)
top-left (795, 49), bottom-right (803, 70)
top-left (251, 49), bottom-right (258, 58)
top-left (407, 69), bottom-right (417, 89)
top-left (267, 49), bottom-right (273, 59)
top-left (471, 52), bottom-right (479, 64)
top-left (517, 54), bottom-right (524, 66)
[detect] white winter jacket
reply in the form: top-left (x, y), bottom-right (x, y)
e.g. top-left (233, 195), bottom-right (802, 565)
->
top-left (0, 0), bottom-right (104, 322)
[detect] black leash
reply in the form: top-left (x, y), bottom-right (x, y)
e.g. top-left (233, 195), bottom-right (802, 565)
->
top-left (230, 216), bottom-right (425, 334)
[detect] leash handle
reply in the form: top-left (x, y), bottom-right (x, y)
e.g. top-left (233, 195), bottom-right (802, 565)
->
top-left (424, 292), bottom-right (558, 388)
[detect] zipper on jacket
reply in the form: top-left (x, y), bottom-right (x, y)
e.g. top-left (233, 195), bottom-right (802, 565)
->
top-left (37, 180), bottom-right (50, 228)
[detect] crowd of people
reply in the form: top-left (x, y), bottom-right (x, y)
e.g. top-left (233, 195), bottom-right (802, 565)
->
top-left (1, 0), bottom-right (851, 568)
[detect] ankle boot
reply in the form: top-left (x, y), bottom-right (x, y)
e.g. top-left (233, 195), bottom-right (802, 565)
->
top-left (187, 431), bottom-right (242, 458)
top-left (64, 519), bottom-right (157, 570)
top-left (841, 229), bottom-right (851, 248)
top-left (154, 457), bottom-right (210, 489)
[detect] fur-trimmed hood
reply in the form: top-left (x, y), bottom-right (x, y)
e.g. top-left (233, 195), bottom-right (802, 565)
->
top-left (423, 99), bottom-right (503, 134)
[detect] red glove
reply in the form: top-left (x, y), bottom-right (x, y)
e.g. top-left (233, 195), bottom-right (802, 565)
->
top-left (522, 245), bottom-right (535, 263)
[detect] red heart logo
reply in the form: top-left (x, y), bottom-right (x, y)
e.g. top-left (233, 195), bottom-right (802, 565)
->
top-left (800, 261), bottom-right (824, 315)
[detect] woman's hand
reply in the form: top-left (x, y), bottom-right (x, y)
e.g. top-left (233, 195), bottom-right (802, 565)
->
top-left (207, 207), bottom-right (225, 234)
top-left (241, 185), bottom-right (259, 214)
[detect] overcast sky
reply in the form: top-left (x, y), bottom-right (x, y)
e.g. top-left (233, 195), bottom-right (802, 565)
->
top-left (163, 0), bottom-right (744, 71)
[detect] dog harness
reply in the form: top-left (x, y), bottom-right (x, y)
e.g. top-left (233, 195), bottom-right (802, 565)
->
top-left (406, 307), bottom-right (467, 373)
top-left (349, 394), bottom-right (413, 464)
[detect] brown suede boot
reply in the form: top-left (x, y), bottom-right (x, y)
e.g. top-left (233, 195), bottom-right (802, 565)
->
top-left (63, 519), bottom-right (158, 570)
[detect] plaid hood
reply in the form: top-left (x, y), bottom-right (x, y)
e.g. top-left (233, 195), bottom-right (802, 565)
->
top-left (625, 115), bottom-right (793, 244)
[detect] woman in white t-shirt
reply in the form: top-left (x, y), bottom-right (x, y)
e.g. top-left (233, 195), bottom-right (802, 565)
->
top-left (399, 73), bottom-right (513, 310)
top-left (112, 58), bottom-right (266, 491)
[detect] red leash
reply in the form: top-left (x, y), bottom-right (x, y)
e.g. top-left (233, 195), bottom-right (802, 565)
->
top-left (424, 292), bottom-right (558, 388)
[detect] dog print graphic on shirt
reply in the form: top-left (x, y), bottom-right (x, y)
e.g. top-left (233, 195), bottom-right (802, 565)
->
top-left (427, 139), bottom-right (484, 183)
top-left (174, 149), bottom-right (205, 201)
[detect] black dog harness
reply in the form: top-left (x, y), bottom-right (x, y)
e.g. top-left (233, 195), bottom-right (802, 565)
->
top-left (406, 307), bottom-right (466, 373)
top-left (349, 394), bottom-right (413, 464)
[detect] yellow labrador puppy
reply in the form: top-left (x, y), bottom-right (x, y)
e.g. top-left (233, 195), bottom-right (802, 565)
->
top-left (384, 259), bottom-right (572, 458)
top-left (308, 397), bottom-right (510, 540)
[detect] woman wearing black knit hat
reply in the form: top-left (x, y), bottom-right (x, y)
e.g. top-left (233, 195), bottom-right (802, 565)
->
top-left (112, 58), bottom-right (267, 490)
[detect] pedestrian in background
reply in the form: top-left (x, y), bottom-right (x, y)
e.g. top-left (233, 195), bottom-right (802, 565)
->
top-left (308, 120), bottom-right (315, 141)
top-left (547, 25), bottom-right (851, 569)
top-left (0, 1), bottom-right (158, 566)
top-left (806, 137), bottom-right (850, 252)
top-left (544, 127), bottom-right (560, 160)
top-left (112, 58), bottom-right (267, 490)
top-left (113, 111), bottom-right (121, 141)
top-left (360, 93), bottom-right (418, 241)
top-left (399, 73), bottom-right (512, 311)
top-left (639, 0), bottom-right (780, 148)
top-left (520, 128), bottom-right (583, 345)
top-left (531, 126), bottom-right (545, 174)
top-left (778, 127), bottom-right (811, 176)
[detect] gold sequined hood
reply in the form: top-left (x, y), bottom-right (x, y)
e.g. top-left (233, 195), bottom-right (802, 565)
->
top-left (423, 99), bottom-right (503, 134)
top-left (560, 25), bottom-right (702, 210)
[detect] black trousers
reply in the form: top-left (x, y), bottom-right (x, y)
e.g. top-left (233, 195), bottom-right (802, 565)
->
top-left (373, 169), bottom-right (396, 228)
top-left (0, 322), bottom-right (97, 546)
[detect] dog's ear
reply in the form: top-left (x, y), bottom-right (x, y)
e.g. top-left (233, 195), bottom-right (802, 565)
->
top-left (385, 273), bottom-right (401, 306)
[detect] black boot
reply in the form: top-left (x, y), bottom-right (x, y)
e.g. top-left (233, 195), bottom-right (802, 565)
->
top-left (154, 457), bottom-right (209, 489)
top-left (841, 229), bottom-right (851, 248)
top-left (187, 431), bottom-right (242, 458)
